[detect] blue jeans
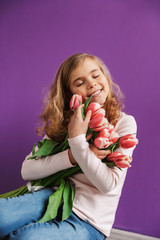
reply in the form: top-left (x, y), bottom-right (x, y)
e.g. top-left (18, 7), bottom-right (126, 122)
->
top-left (0, 188), bottom-right (106, 240)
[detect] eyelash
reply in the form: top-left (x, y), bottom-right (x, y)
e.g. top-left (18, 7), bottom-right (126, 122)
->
top-left (93, 75), bottom-right (99, 79)
top-left (77, 82), bottom-right (84, 87)
top-left (77, 75), bottom-right (100, 87)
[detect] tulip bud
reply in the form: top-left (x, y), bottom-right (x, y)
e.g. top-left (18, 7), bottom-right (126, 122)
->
top-left (106, 123), bottom-right (114, 134)
top-left (89, 113), bottom-right (104, 130)
top-left (119, 134), bottom-right (138, 149)
top-left (94, 137), bottom-right (111, 149)
top-left (93, 117), bottom-right (109, 131)
top-left (107, 152), bottom-right (132, 168)
top-left (115, 158), bottom-right (131, 168)
top-left (109, 131), bottom-right (119, 144)
top-left (85, 102), bottom-right (102, 115)
top-left (97, 128), bottom-right (110, 138)
top-left (70, 94), bottom-right (83, 111)
top-left (107, 152), bottom-right (122, 162)
top-left (94, 108), bottom-right (106, 117)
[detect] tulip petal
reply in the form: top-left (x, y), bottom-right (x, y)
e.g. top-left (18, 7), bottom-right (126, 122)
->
top-left (89, 113), bottom-right (104, 129)
top-left (119, 134), bottom-right (138, 149)
top-left (115, 159), bottom-right (131, 168)
top-left (70, 94), bottom-right (83, 111)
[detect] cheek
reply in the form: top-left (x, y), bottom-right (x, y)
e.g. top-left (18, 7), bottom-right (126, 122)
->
top-left (104, 79), bottom-right (110, 95)
top-left (70, 85), bottom-right (77, 94)
top-left (106, 86), bottom-right (110, 96)
top-left (70, 88), bottom-right (85, 99)
top-left (71, 86), bottom-right (84, 94)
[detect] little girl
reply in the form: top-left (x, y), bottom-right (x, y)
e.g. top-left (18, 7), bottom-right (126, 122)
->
top-left (0, 53), bottom-right (137, 240)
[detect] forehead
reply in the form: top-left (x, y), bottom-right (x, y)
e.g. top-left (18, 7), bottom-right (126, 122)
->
top-left (70, 58), bottom-right (100, 81)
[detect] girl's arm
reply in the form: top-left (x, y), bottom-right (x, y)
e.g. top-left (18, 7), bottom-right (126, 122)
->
top-left (21, 138), bottom-right (106, 181)
top-left (21, 149), bottom-right (76, 181)
top-left (68, 134), bottom-right (110, 165)
top-left (68, 106), bottom-right (137, 193)
top-left (21, 107), bottom-right (96, 181)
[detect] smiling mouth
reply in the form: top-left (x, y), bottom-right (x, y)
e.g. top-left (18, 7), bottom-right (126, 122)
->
top-left (89, 89), bottom-right (102, 97)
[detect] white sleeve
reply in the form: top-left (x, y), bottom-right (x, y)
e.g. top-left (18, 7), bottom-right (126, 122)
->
top-left (21, 149), bottom-right (75, 181)
top-left (68, 114), bottom-right (137, 193)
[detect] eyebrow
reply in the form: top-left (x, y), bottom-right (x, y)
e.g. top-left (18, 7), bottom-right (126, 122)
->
top-left (73, 69), bottom-right (100, 84)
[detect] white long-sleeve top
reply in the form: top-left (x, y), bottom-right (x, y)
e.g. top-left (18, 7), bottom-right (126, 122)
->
top-left (21, 112), bottom-right (137, 237)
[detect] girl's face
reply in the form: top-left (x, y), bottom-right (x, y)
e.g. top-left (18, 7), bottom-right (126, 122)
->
top-left (70, 58), bottom-right (110, 106)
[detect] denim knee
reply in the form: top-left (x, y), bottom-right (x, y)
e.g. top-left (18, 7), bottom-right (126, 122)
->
top-left (0, 189), bottom-right (54, 239)
top-left (0, 198), bottom-right (13, 238)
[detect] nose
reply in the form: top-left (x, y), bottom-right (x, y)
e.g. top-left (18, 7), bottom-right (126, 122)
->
top-left (87, 79), bottom-right (97, 89)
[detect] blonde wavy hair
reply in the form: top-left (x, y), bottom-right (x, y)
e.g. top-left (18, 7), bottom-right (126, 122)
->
top-left (37, 53), bottom-right (124, 142)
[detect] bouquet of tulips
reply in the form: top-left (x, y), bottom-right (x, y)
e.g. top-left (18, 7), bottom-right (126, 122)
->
top-left (70, 94), bottom-right (138, 168)
top-left (0, 94), bottom-right (138, 223)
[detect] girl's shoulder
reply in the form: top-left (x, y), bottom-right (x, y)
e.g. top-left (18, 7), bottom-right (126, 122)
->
top-left (115, 112), bottom-right (137, 136)
top-left (117, 112), bottom-right (136, 123)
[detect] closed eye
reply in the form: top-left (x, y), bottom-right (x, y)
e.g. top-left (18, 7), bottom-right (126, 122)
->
top-left (77, 82), bottom-right (84, 87)
top-left (93, 75), bottom-right (99, 79)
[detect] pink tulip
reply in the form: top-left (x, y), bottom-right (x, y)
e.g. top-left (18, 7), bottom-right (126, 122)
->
top-left (115, 159), bottom-right (131, 168)
top-left (89, 108), bottom-right (106, 120)
top-left (107, 152), bottom-right (132, 168)
top-left (85, 102), bottom-right (108, 131)
top-left (106, 123), bottom-right (114, 134)
top-left (94, 137), bottom-right (111, 149)
top-left (70, 94), bottom-right (83, 111)
top-left (109, 131), bottom-right (120, 144)
top-left (85, 102), bottom-right (102, 115)
top-left (97, 128), bottom-right (111, 138)
top-left (119, 134), bottom-right (138, 149)
top-left (93, 128), bottom-right (112, 148)
top-left (94, 118), bottom-right (109, 131)
top-left (89, 113), bottom-right (105, 130)
top-left (94, 108), bottom-right (106, 117)
top-left (85, 102), bottom-right (106, 118)
top-left (115, 156), bottom-right (132, 168)
top-left (107, 152), bottom-right (122, 161)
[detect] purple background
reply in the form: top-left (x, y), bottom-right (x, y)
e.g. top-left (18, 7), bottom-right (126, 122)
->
top-left (0, 0), bottom-right (160, 238)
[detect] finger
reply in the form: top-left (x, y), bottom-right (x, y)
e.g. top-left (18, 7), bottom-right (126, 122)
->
top-left (69, 114), bottom-right (75, 124)
top-left (96, 149), bottom-right (111, 157)
top-left (97, 155), bottom-right (105, 160)
top-left (84, 110), bottom-right (92, 124)
top-left (101, 149), bottom-right (111, 155)
top-left (86, 133), bottom-right (93, 141)
top-left (75, 104), bottom-right (85, 117)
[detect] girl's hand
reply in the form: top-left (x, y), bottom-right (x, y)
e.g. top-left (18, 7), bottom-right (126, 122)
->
top-left (86, 133), bottom-right (110, 160)
top-left (68, 149), bottom-right (77, 165)
top-left (89, 144), bottom-right (111, 160)
top-left (68, 104), bottom-right (92, 138)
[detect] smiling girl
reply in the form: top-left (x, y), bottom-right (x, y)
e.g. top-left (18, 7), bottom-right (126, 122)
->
top-left (0, 53), bottom-right (137, 240)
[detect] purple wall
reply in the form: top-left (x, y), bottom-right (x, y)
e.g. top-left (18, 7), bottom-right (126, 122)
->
top-left (0, 0), bottom-right (159, 238)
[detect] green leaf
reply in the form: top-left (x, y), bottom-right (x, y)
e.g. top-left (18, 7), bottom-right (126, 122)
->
top-left (63, 133), bottom-right (69, 145)
top-left (88, 131), bottom-right (99, 144)
top-left (86, 128), bottom-right (94, 135)
top-left (37, 179), bottom-right (65, 223)
top-left (61, 133), bottom-right (69, 152)
top-left (32, 142), bottom-right (36, 155)
top-left (27, 139), bottom-right (59, 159)
top-left (37, 139), bottom-right (46, 148)
top-left (62, 180), bottom-right (75, 221)
top-left (83, 95), bottom-right (92, 112)
top-left (0, 185), bottom-right (28, 199)
top-left (78, 100), bottom-right (82, 105)
top-left (81, 108), bottom-right (85, 120)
